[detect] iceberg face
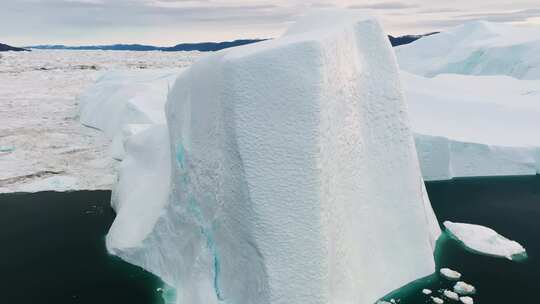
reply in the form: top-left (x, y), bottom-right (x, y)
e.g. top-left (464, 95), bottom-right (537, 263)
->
top-left (107, 11), bottom-right (440, 304)
top-left (106, 125), bottom-right (171, 250)
top-left (415, 134), bottom-right (538, 181)
top-left (403, 72), bottom-right (540, 180)
top-left (396, 21), bottom-right (540, 80)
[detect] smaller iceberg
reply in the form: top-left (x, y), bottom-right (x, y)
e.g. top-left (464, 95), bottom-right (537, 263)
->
top-left (444, 221), bottom-right (527, 260)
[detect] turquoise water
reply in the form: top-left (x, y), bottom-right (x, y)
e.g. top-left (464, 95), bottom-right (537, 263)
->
top-left (0, 191), bottom-right (168, 304)
top-left (1, 176), bottom-right (538, 304)
top-left (382, 176), bottom-right (540, 304)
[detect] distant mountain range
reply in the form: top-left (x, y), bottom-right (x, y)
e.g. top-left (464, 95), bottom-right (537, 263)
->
top-left (28, 39), bottom-right (268, 52)
top-left (388, 32), bottom-right (439, 47)
top-left (0, 43), bottom-right (29, 52)
top-left (24, 33), bottom-right (437, 52)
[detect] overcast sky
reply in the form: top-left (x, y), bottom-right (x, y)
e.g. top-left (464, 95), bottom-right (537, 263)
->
top-left (2, 0), bottom-right (540, 46)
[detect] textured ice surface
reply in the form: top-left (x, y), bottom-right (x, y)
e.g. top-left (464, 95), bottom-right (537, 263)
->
top-left (403, 72), bottom-right (540, 180)
top-left (444, 221), bottom-right (526, 260)
top-left (107, 10), bottom-right (440, 304)
top-left (396, 21), bottom-right (540, 79)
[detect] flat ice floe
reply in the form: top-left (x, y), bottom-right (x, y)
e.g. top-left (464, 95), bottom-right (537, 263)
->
top-left (107, 10), bottom-right (440, 304)
top-left (444, 221), bottom-right (527, 260)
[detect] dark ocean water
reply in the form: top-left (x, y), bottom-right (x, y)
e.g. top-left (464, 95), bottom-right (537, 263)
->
top-left (383, 175), bottom-right (540, 304)
top-left (1, 176), bottom-right (538, 304)
top-left (0, 191), bottom-right (167, 304)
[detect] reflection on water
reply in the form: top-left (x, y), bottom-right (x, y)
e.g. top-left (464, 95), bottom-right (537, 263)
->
top-left (382, 176), bottom-right (540, 304)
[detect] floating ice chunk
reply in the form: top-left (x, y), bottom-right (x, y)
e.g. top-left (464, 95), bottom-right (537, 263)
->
top-left (440, 268), bottom-right (462, 280)
top-left (432, 296), bottom-right (444, 304)
top-left (460, 296), bottom-right (474, 304)
top-left (453, 281), bottom-right (476, 295)
top-left (444, 221), bottom-right (527, 260)
top-left (443, 290), bottom-right (459, 301)
top-left (423, 289), bottom-right (433, 295)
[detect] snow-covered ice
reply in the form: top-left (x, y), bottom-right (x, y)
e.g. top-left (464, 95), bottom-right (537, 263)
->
top-left (0, 50), bottom-right (199, 193)
top-left (444, 221), bottom-right (527, 260)
top-left (106, 10), bottom-right (440, 304)
top-left (453, 281), bottom-right (476, 296)
top-left (396, 21), bottom-right (540, 79)
top-left (440, 268), bottom-right (462, 281)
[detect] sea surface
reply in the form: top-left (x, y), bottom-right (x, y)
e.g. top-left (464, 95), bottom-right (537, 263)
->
top-left (1, 176), bottom-right (539, 304)
top-left (0, 191), bottom-right (168, 304)
top-left (383, 175), bottom-right (540, 304)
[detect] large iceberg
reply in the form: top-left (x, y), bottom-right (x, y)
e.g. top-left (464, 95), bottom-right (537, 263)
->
top-left (106, 11), bottom-right (440, 304)
top-left (396, 21), bottom-right (540, 79)
top-left (402, 72), bottom-right (540, 180)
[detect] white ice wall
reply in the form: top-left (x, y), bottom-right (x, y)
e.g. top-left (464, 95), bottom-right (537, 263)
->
top-left (107, 11), bottom-right (440, 304)
top-left (402, 71), bottom-right (540, 180)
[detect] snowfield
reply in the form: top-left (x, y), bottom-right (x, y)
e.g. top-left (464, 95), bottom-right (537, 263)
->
top-left (0, 50), bottom-right (199, 192)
